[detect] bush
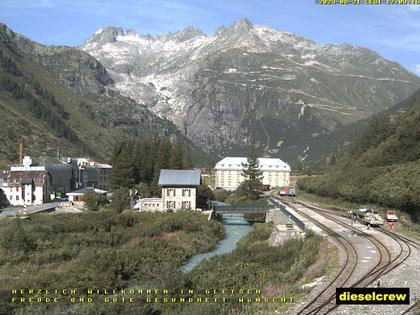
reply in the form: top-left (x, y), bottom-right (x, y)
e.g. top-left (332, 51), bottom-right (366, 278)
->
top-left (0, 211), bottom-right (224, 315)
top-left (111, 188), bottom-right (131, 213)
top-left (83, 189), bottom-right (107, 211)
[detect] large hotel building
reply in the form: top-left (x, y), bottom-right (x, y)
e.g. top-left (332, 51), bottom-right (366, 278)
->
top-left (215, 157), bottom-right (291, 191)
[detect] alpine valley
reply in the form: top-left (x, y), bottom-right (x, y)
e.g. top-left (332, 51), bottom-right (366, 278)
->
top-left (1, 19), bottom-right (420, 167)
top-left (81, 18), bottom-right (420, 162)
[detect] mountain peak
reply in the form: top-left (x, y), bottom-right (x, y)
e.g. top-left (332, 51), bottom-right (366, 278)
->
top-left (215, 25), bottom-right (227, 35)
top-left (229, 18), bottom-right (254, 32)
top-left (101, 26), bottom-right (125, 37)
top-left (125, 28), bottom-right (139, 37)
top-left (167, 26), bottom-right (205, 42)
top-left (82, 26), bottom-right (124, 47)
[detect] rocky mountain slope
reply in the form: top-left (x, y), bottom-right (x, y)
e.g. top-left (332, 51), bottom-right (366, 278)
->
top-left (299, 88), bottom-right (420, 219)
top-left (0, 23), bottom-right (178, 167)
top-left (81, 18), bottom-right (420, 160)
top-left (301, 88), bottom-right (420, 170)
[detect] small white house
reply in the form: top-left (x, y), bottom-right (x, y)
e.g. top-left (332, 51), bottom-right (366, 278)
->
top-left (158, 169), bottom-right (201, 211)
top-left (66, 187), bottom-right (107, 204)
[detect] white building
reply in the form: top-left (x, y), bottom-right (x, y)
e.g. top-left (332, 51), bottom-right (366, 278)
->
top-left (1, 156), bottom-right (52, 206)
top-left (66, 187), bottom-right (107, 204)
top-left (215, 157), bottom-right (291, 191)
top-left (158, 169), bottom-right (201, 211)
top-left (135, 170), bottom-right (201, 212)
top-left (134, 198), bottom-right (163, 212)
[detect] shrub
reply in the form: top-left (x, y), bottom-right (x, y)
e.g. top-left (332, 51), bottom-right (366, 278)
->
top-left (83, 189), bottom-right (107, 211)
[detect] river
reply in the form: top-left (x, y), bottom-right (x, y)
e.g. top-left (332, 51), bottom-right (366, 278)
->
top-left (181, 215), bottom-right (253, 272)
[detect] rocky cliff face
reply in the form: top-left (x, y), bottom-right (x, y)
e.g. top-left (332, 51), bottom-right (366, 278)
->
top-left (0, 23), bottom-right (113, 95)
top-left (0, 23), bottom-right (179, 165)
top-left (81, 18), bottom-right (420, 159)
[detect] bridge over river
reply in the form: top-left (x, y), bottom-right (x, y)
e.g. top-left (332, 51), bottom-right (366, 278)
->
top-left (212, 202), bottom-right (275, 223)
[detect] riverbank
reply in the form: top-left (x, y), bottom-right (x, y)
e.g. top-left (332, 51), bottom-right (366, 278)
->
top-left (0, 210), bottom-right (224, 315)
top-left (177, 223), bottom-right (331, 315)
top-left (0, 209), bottom-right (335, 315)
top-left (181, 217), bottom-right (253, 272)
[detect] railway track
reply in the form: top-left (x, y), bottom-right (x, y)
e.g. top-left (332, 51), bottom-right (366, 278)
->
top-left (270, 194), bottom-right (418, 314)
top-left (296, 201), bottom-right (411, 283)
top-left (296, 200), bottom-right (420, 315)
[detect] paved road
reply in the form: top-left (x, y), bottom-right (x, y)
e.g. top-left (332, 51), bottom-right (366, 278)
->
top-left (0, 202), bottom-right (62, 218)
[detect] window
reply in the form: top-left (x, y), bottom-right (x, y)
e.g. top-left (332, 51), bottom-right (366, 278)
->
top-left (182, 201), bottom-right (191, 209)
top-left (166, 188), bottom-right (176, 197)
top-left (182, 189), bottom-right (191, 197)
top-left (167, 201), bottom-right (175, 209)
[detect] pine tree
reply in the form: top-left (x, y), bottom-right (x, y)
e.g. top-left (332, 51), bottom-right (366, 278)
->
top-left (183, 145), bottom-right (193, 169)
top-left (108, 143), bottom-right (136, 189)
top-left (170, 138), bottom-right (184, 169)
top-left (238, 146), bottom-right (263, 200)
top-left (134, 182), bottom-right (151, 199)
top-left (157, 139), bottom-right (171, 169)
top-left (150, 171), bottom-right (161, 197)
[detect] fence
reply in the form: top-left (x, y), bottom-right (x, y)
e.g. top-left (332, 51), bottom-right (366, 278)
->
top-left (267, 197), bottom-right (306, 231)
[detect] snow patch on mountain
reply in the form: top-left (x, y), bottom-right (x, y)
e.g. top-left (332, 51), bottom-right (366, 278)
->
top-left (80, 18), bottom-right (420, 152)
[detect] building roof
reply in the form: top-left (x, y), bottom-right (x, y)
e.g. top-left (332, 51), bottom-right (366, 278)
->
top-left (1, 170), bottom-right (50, 186)
top-left (96, 163), bottom-right (112, 169)
top-left (66, 187), bottom-right (108, 196)
top-left (215, 157), bottom-right (291, 172)
top-left (158, 169), bottom-right (201, 186)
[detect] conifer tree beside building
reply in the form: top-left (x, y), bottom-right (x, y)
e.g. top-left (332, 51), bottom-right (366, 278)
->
top-left (238, 146), bottom-right (263, 200)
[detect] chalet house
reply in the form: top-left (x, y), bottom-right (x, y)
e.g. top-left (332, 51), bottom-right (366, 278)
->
top-left (159, 169), bottom-right (201, 211)
top-left (134, 169), bottom-right (201, 212)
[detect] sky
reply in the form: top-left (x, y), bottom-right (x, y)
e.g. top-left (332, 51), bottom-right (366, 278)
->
top-left (0, 0), bottom-right (419, 75)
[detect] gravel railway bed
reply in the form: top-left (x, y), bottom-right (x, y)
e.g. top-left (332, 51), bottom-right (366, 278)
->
top-left (270, 195), bottom-right (419, 315)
